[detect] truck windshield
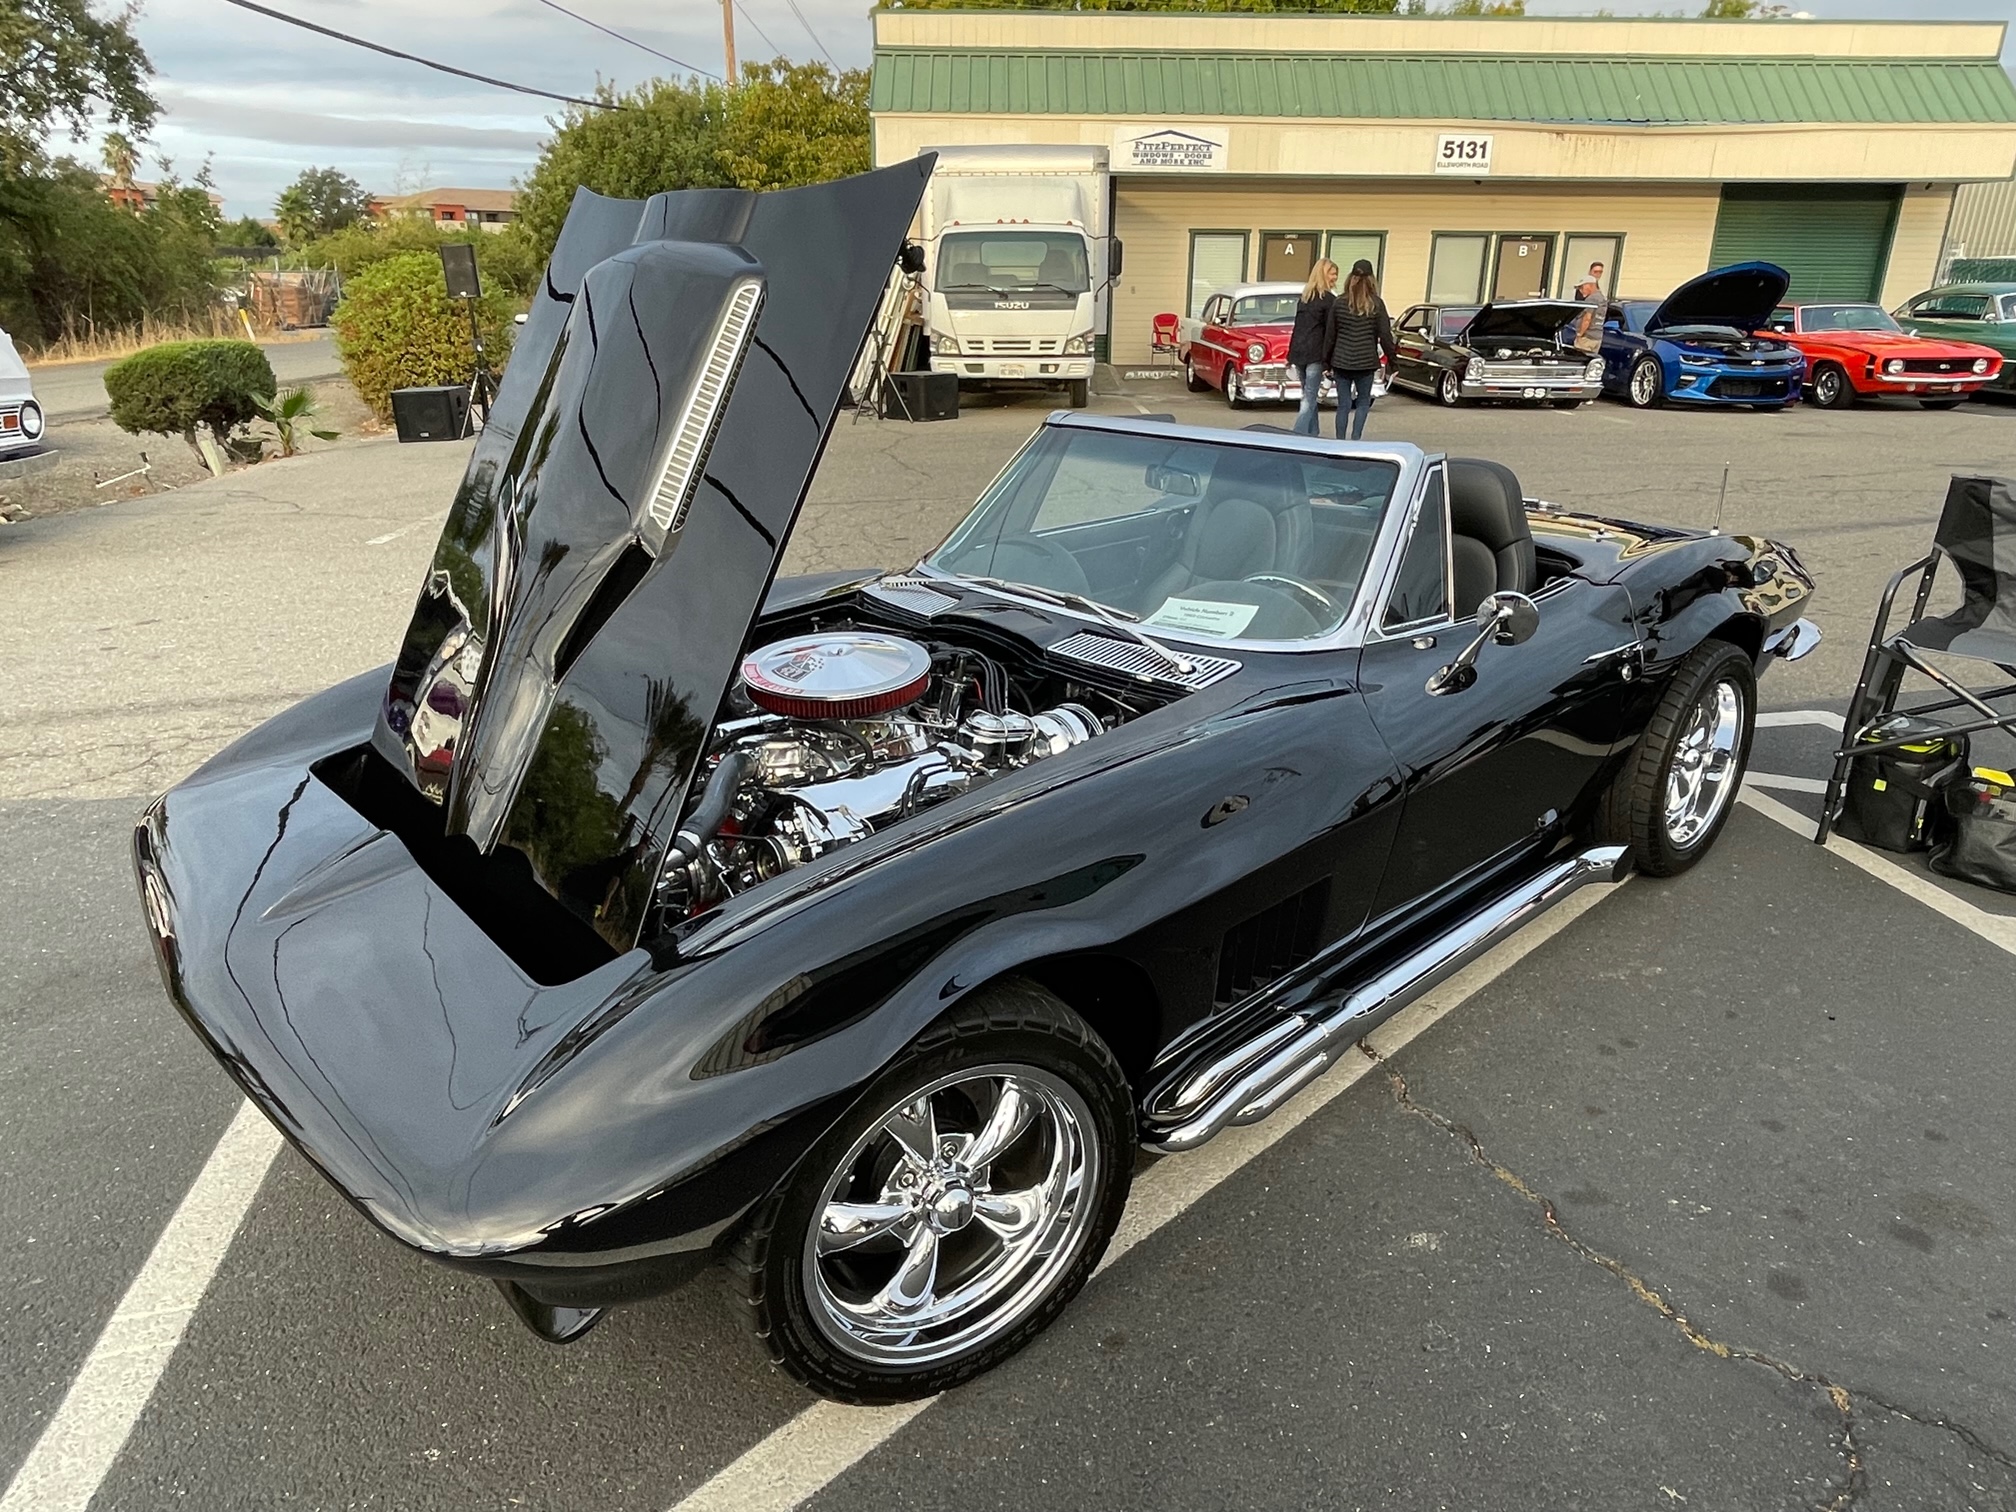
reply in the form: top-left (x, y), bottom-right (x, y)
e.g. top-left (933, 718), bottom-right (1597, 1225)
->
top-left (938, 232), bottom-right (1090, 295)
top-left (927, 426), bottom-right (1402, 644)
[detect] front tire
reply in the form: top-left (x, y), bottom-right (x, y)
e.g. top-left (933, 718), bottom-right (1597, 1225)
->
top-left (730, 978), bottom-right (1134, 1403)
top-left (1810, 362), bottom-right (1852, 409)
top-left (1225, 366), bottom-right (1247, 408)
top-left (1065, 378), bottom-right (1090, 409)
top-left (1183, 355), bottom-right (1208, 392)
top-left (1627, 356), bottom-right (1664, 409)
top-left (1438, 369), bottom-right (1464, 407)
top-left (1600, 641), bottom-right (1756, 877)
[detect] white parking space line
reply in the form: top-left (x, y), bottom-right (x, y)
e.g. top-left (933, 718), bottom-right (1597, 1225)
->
top-left (1744, 771), bottom-right (1829, 795)
top-left (1740, 787), bottom-right (2016, 958)
top-left (669, 879), bottom-right (1629, 1512)
top-left (364, 521), bottom-right (429, 546)
top-left (0, 1102), bottom-right (281, 1512)
top-left (1757, 709), bottom-right (1845, 733)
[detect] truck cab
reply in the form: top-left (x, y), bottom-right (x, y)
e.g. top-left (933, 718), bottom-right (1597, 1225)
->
top-left (917, 145), bottom-right (1117, 408)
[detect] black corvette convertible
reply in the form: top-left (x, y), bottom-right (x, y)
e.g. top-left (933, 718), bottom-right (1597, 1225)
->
top-left (132, 161), bottom-right (1818, 1403)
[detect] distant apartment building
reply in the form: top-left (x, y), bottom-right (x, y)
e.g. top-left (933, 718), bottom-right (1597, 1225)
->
top-left (103, 178), bottom-right (227, 213)
top-left (370, 188), bottom-right (520, 232)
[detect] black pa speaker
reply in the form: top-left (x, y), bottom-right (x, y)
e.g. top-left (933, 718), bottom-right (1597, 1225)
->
top-left (391, 385), bottom-right (471, 442)
top-left (882, 369), bottom-right (958, 422)
top-left (439, 243), bottom-right (481, 300)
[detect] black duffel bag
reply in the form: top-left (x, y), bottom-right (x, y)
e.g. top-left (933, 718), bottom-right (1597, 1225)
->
top-left (1835, 716), bottom-right (1969, 853)
top-left (1930, 769), bottom-right (2016, 893)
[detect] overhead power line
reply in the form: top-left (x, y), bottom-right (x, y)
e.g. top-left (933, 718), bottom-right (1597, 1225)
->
top-left (220, 0), bottom-right (624, 111)
top-left (732, 0), bottom-right (785, 62)
top-left (778, 0), bottom-right (839, 69)
top-left (533, 0), bottom-right (721, 81)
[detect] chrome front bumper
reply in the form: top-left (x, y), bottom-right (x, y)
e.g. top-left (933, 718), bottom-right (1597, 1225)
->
top-left (1460, 376), bottom-right (1600, 401)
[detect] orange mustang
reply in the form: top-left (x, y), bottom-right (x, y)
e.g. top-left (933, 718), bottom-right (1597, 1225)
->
top-left (1760, 301), bottom-right (2002, 410)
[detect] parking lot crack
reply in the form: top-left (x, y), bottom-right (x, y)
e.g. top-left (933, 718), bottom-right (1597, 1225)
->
top-left (1353, 1041), bottom-right (1879, 1509)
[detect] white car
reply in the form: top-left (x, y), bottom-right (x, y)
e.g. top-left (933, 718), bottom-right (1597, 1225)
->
top-left (0, 327), bottom-right (47, 457)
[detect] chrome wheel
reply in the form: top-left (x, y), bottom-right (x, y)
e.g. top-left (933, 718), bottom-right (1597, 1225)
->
top-left (1813, 364), bottom-right (1848, 408)
top-left (1664, 678), bottom-right (1744, 847)
top-left (803, 1065), bottom-right (1101, 1368)
top-left (1629, 358), bottom-right (1661, 407)
top-left (1439, 370), bottom-right (1462, 407)
top-left (1224, 366), bottom-right (1244, 406)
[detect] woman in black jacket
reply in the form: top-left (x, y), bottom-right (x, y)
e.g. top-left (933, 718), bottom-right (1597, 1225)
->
top-left (1329, 259), bottom-right (1399, 441)
top-left (1287, 258), bottom-right (1337, 436)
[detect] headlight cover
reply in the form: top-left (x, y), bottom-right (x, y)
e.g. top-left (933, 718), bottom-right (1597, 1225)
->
top-left (935, 334), bottom-right (960, 356)
top-left (1464, 356), bottom-right (1484, 381)
top-left (17, 399), bottom-right (42, 440)
top-left (1247, 341), bottom-right (1268, 363)
top-left (1974, 357), bottom-right (1991, 374)
top-left (1062, 334), bottom-right (1090, 355)
top-left (1886, 359), bottom-right (1905, 374)
top-left (1584, 358), bottom-right (1604, 381)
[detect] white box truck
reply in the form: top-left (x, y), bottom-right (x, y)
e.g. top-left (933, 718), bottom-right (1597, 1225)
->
top-left (915, 145), bottom-right (1117, 408)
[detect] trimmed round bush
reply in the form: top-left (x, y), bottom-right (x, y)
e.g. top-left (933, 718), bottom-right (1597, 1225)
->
top-left (103, 340), bottom-right (278, 443)
top-left (330, 251), bottom-right (516, 423)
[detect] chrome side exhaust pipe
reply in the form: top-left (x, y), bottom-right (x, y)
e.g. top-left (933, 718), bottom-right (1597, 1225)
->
top-left (1142, 845), bottom-right (1629, 1155)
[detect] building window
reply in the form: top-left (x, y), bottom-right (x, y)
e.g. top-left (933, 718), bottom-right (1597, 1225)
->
top-left (1326, 231), bottom-right (1386, 280)
top-left (1427, 233), bottom-right (1489, 305)
top-left (1188, 231), bottom-right (1248, 318)
top-left (1558, 235), bottom-right (1623, 298)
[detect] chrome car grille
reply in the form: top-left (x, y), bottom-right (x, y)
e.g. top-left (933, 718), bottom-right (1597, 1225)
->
top-left (1049, 631), bottom-right (1241, 689)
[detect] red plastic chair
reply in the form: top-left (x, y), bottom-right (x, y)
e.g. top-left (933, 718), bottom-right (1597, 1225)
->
top-left (1151, 313), bottom-right (1180, 355)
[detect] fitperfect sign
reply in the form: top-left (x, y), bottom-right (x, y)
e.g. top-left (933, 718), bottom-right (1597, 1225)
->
top-left (1113, 125), bottom-right (1230, 172)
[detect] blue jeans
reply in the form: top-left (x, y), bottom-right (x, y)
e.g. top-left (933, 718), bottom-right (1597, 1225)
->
top-left (1333, 368), bottom-right (1378, 440)
top-left (1292, 362), bottom-right (1325, 434)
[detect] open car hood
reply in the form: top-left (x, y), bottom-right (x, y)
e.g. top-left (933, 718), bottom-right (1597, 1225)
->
top-left (1648, 262), bottom-right (1790, 334)
top-left (1463, 301), bottom-right (1587, 344)
top-left (369, 161), bottom-right (932, 952)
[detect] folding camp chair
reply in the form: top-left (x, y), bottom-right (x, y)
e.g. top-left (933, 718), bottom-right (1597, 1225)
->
top-left (1817, 473), bottom-right (2016, 843)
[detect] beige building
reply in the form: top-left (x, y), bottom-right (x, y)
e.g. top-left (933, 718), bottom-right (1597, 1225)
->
top-left (370, 188), bottom-right (520, 232)
top-left (869, 11), bottom-right (2016, 365)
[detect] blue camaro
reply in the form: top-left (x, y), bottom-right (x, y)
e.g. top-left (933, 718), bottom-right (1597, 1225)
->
top-left (1599, 262), bottom-right (1804, 410)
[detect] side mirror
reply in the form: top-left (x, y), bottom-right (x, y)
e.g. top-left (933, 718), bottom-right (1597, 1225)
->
top-left (1427, 591), bottom-right (1540, 695)
top-left (899, 242), bottom-right (926, 276)
top-left (1603, 319), bottom-right (1621, 332)
top-left (1109, 238), bottom-right (1124, 279)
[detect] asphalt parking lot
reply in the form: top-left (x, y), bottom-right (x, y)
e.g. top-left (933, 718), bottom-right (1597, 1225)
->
top-left (2, 380), bottom-right (2013, 1512)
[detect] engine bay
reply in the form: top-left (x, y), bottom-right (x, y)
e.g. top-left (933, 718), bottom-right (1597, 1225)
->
top-left (655, 616), bottom-right (1171, 918)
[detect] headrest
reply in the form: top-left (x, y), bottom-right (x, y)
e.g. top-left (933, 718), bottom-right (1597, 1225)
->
top-left (1194, 497), bottom-right (1276, 582)
top-left (1448, 457), bottom-right (1528, 551)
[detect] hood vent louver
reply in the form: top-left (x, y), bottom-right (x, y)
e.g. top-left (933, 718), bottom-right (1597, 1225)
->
top-left (865, 575), bottom-right (960, 617)
top-left (1049, 631), bottom-right (1240, 690)
top-left (642, 277), bottom-right (765, 551)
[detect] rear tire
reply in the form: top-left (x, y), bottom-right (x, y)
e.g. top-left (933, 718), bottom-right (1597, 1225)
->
top-left (1810, 362), bottom-right (1853, 409)
top-left (729, 978), bottom-right (1134, 1403)
top-left (1066, 378), bottom-right (1090, 409)
top-left (1600, 641), bottom-right (1755, 878)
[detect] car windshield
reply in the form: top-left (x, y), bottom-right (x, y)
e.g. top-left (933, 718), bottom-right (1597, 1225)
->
top-left (925, 426), bottom-right (1404, 643)
top-left (1802, 303), bottom-right (1901, 333)
top-left (1231, 294), bottom-right (1299, 324)
top-left (1619, 300), bottom-right (1660, 333)
top-left (1912, 293), bottom-right (1994, 321)
top-left (1438, 307), bottom-right (1479, 338)
top-left (936, 232), bottom-right (1090, 295)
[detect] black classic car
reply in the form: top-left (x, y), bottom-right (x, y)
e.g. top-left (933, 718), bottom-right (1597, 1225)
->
top-left (132, 161), bottom-right (1820, 1404)
top-left (1390, 299), bottom-right (1604, 408)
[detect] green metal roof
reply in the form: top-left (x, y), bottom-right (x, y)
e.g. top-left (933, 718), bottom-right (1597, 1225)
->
top-left (870, 51), bottom-right (2016, 126)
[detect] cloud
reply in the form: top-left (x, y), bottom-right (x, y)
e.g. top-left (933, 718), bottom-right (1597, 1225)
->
top-left (155, 86), bottom-right (548, 153)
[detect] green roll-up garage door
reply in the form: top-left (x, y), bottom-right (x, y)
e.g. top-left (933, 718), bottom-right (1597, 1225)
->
top-left (1708, 185), bottom-right (1902, 301)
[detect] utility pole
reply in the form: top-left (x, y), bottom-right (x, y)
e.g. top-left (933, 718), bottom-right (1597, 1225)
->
top-left (720, 0), bottom-right (736, 82)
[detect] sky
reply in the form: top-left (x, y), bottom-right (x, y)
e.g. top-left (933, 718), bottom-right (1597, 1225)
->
top-left (78, 0), bottom-right (2016, 219)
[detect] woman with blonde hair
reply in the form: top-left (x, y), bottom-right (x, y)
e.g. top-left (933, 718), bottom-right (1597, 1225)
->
top-left (1328, 259), bottom-right (1398, 441)
top-left (1288, 258), bottom-right (1338, 435)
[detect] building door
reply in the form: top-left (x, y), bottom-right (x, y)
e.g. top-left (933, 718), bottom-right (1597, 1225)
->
top-left (1260, 232), bottom-right (1319, 284)
top-left (1709, 186), bottom-right (1902, 300)
top-left (1492, 236), bottom-right (1552, 299)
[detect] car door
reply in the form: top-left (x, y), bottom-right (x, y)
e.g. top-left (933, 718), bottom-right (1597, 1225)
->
top-left (1395, 306), bottom-right (1437, 390)
top-left (1597, 305), bottom-right (1639, 394)
top-left (1352, 461), bottom-right (1641, 919)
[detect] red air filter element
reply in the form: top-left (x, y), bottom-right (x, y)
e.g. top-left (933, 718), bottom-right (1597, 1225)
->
top-left (741, 632), bottom-right (933, 721)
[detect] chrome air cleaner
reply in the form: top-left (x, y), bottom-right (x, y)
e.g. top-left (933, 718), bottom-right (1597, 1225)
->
top-left (740, 632), bottom-right (933, 720)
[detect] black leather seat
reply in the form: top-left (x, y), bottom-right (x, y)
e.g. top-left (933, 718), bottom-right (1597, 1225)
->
top-left (1142, 449), bottom-right (1314, 607)
top-left (1448, 457), bottom-right (1537, 613)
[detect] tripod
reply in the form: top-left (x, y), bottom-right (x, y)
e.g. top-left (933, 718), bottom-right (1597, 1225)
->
top-left (853, 269), bottom-right (925, 424)
top-left (457, 293), bottom-right (495, 437)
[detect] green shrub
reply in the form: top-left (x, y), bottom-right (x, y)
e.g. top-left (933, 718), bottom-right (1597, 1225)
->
top-left (104, 339), bottom-right (277, 445)
top-left (289, 219), bottom-right (540, 298)
top-left (330, 251), bottom-right (515, 423)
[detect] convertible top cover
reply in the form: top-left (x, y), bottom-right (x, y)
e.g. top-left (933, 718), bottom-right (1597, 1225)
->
top-left (369, 162), bottom-right (931, 952)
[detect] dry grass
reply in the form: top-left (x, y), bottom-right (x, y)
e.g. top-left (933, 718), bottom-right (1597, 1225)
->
top-left (23, 311), bottom-right (329, 368)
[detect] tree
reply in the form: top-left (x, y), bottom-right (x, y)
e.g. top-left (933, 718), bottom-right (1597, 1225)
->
top-left (877, 0), bottom-right (1406, 10)
top-left (101, 128), bottom-right (137, 188)
top-left (274, 166), bottom-right (370, 244)
top-left (716, 61), bottom-right (871, 193)
top-left (220, 215), bottom-right (278, 248)
top-left (511, 76), bottom-right (731, 265)
top-left (0, 0), bottom-right (155, 171)
top-left (1702, 0), bottom-right (1791, 14)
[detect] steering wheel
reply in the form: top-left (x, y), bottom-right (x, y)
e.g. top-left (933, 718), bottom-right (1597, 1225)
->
top-left (977, 534), bottom-right (1090, 596)
top-left (1243, 574), bottom-right (1348, 622)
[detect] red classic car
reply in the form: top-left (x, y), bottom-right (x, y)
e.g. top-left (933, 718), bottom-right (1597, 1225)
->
top-left (1179, 282), bottom-right (1385, 408)
top-left (1759, 301), bottom-right (2002, 409)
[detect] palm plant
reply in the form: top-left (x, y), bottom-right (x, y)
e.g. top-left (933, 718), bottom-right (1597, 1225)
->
top-left (250, 387), bottom-right (339, 458)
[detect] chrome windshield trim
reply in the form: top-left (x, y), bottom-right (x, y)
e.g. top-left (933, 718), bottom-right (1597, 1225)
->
top-left (916, 414), bottom-right (1426, 655)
